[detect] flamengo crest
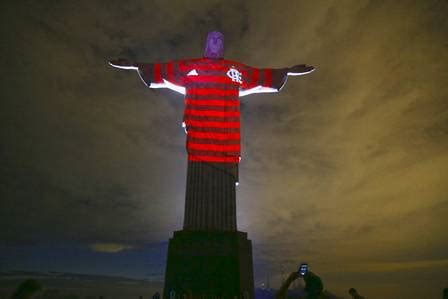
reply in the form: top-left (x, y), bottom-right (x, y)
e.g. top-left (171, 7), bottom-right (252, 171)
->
top-left (226, 67), bottom-right (242, 84)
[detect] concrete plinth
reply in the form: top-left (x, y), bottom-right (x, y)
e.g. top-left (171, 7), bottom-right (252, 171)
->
top-left (163, 230), bottom-right (254, 299)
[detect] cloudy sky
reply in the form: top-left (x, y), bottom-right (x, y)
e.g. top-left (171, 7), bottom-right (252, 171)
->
top-left (1, 1), bottom-right (447, 298)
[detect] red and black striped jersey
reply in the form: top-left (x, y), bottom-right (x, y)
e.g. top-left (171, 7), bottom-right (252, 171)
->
top-left (137, 58), bottom-right (288, 164)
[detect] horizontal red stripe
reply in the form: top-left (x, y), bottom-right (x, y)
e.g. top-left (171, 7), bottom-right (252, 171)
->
top-left (187, 143), bottom-right (240, 152)
top-left (188, 131), bottom-right (240, 140)
top-left (187, 88), bottom-right (238, 96)
top-left (188, 138), bottom-right (240, 145)
top-left (185, 99), bottom-right (239, 106)
top-left (184, 109), bottom-right (240, 117)
top-left (186, 120), bottom-right (240, 128)
top-left (188, 155), bottom-right (240, 163)
top-left (185, 106), bottom-right (238, 113)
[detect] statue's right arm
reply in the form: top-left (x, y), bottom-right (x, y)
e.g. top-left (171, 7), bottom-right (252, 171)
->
top-left (108, 58), bottom-right (139, 70)
top-left (108, 58), bottom-right (187, 94)
top-left (108, 58), bottom-right (156, 88)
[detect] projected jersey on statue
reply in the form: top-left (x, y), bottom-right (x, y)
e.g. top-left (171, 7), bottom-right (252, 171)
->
top-left (109, 31), bottom-right (314, 183)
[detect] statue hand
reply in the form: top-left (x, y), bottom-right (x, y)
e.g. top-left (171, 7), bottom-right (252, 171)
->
top-left (287, 64), bottom-right (315, 76)
top-left (108, 58), bottom-right (137, 70)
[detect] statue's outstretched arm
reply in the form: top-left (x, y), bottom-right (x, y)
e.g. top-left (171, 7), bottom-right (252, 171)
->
top-left (272, 64), bottom-right (315, 91)
top-left (274, 64), bottom-right (315, 90)
top-left (287, 64), bottom-right (315, 76)
top-left (239, 63), bottom-right (315, 96)
top-left (108, 58), bottom-right (187, 94)
top-left (108, 58), bottom-right (139, 70)
top-left (272, 64), bottom-right (315, 89)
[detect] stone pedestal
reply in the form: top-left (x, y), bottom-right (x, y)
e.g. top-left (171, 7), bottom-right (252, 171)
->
top-left (163, 230), bottom-right (254, 299)
top-left (163, 162), bottom-right (254, 298)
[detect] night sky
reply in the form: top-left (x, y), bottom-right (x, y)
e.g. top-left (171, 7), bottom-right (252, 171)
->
top-left (1, 1), bottom-right (448, 298)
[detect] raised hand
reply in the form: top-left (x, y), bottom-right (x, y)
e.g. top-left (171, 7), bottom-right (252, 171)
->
top-left (108, 58), bottom-right (137, 70)
top-left (286, 271), bottom-right (300, 283)
top-left (287, 64), bottom-right (315, 76)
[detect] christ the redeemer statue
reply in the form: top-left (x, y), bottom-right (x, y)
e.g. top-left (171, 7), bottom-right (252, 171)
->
top-left (109, 31), bottom-right (314, 232)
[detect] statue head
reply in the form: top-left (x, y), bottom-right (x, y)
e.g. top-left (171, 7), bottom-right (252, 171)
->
top-left (204, 31), bottom-right (224, 59)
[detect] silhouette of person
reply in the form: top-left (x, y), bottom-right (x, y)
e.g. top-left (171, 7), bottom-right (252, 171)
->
top-left (275, 270), bottom-right (324, 299)
top-left (11, 279), bottom-right (42, 299)
top-left (348, 288), bottom-right (365, 299)
top-left (303, 271), bottom-right (324, 299)
top-left (275, 271), bottom-right (299, 299)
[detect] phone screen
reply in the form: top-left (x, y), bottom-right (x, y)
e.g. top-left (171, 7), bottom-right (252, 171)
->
top-left (298, 263), bottom-right (308, 276)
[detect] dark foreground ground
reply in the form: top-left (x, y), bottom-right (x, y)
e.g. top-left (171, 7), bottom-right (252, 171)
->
top-left (1, 271), bottom-right (346, 299)
top-left (0, 271), bottom-right (162, 299)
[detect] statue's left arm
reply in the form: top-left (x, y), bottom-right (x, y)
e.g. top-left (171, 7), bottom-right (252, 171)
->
top-left (239, 64), bottom-right (315, 97)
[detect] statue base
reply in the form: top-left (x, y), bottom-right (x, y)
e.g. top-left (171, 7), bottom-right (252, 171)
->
top-left (163, 230), bottom-right (254, 299)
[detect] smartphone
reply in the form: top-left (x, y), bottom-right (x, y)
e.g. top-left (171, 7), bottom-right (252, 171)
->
top-left (298, 263), bottom-right (308, 276)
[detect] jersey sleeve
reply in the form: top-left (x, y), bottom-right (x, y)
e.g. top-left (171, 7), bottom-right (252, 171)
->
top-left (137, 60), bottom-right (189, 95)
top-left (239, 65), bottom-right (288, 97)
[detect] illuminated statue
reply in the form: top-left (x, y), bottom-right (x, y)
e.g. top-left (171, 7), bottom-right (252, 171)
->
top-left (109, 31), bottom-right (314, 298)
top-left (110, 31), bottom-right (314, 231)
top-left (109, 31), bottom-right (314, 182)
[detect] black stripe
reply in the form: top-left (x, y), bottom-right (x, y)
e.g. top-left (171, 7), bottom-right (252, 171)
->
top-left (243, 68), bottom-right (253, 85)
top-left (259, 68), bottom-right (266, 86)
top-left (185, 82), bottom-right (239, 90)
top-left (188, 150), bottom-right (240, 157)
top-left (198, 70), bottom-right (227, 76)
top-left (186, 87), bottom-right (239, 94)
top-left (160, 63), bottom-right (166, 79)
top-left (185, 105), bottom-right (240, 112)
top-left (186, 94), bottom-right (239, 100)
top-left (188, 127), bottom-right (240, 133)
top-left (184, 115), bottom-right (240, 122)
top-left (172, 61), bottom-right (181, 84)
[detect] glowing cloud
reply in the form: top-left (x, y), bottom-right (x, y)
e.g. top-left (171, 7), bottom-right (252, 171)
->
top-left (89, 243), bottom-right (135, 253)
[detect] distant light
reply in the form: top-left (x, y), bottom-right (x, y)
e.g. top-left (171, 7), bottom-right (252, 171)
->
top-left (90, 243), bottom-right (134, 253)
top-left (235, 182), bottom-right (239, 186)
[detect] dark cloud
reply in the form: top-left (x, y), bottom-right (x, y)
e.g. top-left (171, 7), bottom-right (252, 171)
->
top-left (1, 1), bottom-right (448, 298)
